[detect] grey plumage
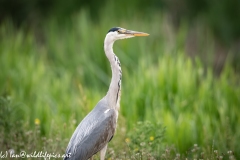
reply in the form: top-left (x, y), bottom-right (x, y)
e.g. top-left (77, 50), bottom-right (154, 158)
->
top-left (64, 98), bottom-right (117, 160)
top-left (64, 27), bottom-right (149, 160)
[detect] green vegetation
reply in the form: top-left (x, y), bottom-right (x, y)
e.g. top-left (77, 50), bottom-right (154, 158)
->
top-left (0, 6), bottom-right (240, 159)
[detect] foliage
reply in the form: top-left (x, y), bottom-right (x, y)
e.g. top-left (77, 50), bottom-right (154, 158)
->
top-left (1, 0), bottom-right (240, 44)
top-left (0, 7), bottom-right (240, 159)
top-left (0, 97), bottom-right (69, 159)
top-left (126, 121), bottom-right (165, 159)
top-left (0, 97), bottom-right (25, 151)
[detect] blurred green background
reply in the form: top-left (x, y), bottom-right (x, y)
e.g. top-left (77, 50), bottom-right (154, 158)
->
top-left (0, 0), bottom-right (240, 159)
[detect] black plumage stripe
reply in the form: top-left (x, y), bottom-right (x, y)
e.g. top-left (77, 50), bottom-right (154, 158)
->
top-left (108, 27), bottom-right (120, 33)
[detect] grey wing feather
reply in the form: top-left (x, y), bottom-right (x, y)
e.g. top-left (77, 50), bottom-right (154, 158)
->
top-left (64, 98), bottom-right (117, 160)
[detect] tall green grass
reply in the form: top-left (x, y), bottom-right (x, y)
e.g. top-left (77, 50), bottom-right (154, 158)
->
top-left (0, 7), bottom-right (239, 159)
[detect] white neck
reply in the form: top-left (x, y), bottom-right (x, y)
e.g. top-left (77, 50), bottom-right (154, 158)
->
top-left (104, 37), bottom-right (122, 111)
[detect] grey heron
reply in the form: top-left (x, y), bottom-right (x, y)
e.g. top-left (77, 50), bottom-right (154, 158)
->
top-left (64, 27), bottom-right (149, 160)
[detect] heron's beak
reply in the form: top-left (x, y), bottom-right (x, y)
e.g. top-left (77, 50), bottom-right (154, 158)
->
top-left (119, 29), bottom-right (149, 36)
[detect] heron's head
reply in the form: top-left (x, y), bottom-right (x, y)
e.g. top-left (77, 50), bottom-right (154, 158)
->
top-left (106, 27), bottom-right (149, 42)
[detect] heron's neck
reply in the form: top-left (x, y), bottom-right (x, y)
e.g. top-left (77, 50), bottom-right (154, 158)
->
top-left (104, 40), bottom-right (122, 111)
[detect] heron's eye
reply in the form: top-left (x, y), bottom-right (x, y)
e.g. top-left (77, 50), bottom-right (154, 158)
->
top-left (117, 30), bottom-right (120, 33)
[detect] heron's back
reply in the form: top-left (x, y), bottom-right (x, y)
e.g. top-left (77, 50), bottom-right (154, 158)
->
top-left (64, 98), bottom-right (117, 160)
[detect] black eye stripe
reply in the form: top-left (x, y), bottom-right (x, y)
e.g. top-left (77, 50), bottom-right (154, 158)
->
top-left (108, 27), bottom-right (121, 33)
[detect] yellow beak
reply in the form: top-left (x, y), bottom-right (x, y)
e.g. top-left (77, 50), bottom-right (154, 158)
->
top-left (119, 29), bottom-right (149, 36)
